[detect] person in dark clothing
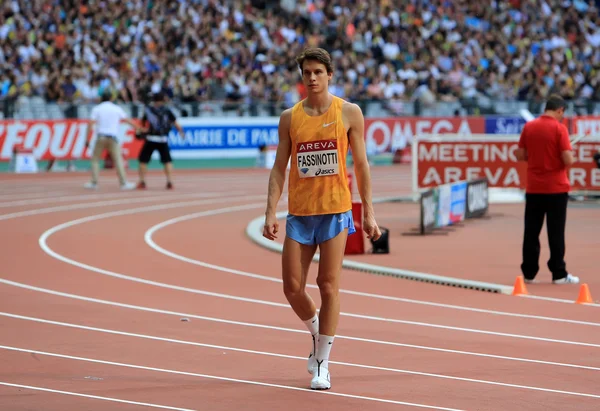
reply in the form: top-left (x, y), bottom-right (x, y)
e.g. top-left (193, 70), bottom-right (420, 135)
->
top-left (515, 94), bottom-right (580, 285)
top-left (136, 91), bottom-right (184, 190)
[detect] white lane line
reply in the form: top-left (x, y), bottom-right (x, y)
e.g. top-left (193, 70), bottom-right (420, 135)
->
top-left (0, 382), bottom-right (195, 411)
top-left (7, 176), bottom-right (588, 322)
top-left (39, 203), bottom-right (600, 348)
top-left (0, 346), bottom-right (464, 410)
top-left (145, 213), bottom-right (600, 327)
top-left (0, 192), bottom-right (249, 221)
top-left (0, 191), bottom-right (178, 208)
top-left (1, 285), bottom-right (599, 373)
top-left (0, 191), bottom-right (72, 202)
top-left (37, 205), bottom-right (600, 347)
top-left (3, 311), bottom-right (600, 374)
top-left (0, 173), bottom-right (273, 190)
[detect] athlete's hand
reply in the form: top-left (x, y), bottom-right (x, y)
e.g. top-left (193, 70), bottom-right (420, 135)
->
top-left (263, 214), bottom-right (279, 241)
top-left (363, 214), bottom-right (381, 241)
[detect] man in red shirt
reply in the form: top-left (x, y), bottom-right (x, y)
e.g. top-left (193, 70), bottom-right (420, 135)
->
top-left (516, 94), bottom-right (579, 284)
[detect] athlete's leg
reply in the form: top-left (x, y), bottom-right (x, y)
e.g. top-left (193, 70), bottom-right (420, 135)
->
top-left (311, 226), bottom-right (349, 390)
top-left (316, 227), bottom-right (348, 336)
top-left (282, 236), bottom-right (318, 321)
top-left (282, 234), bottom-right (319, 373)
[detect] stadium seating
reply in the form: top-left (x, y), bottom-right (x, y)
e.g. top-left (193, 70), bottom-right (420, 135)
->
top-left (1, 0), bottom-right (600, 120)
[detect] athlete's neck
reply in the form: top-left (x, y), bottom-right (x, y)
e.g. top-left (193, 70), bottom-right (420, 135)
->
top-left (304, 92), bottom-right (333, 115)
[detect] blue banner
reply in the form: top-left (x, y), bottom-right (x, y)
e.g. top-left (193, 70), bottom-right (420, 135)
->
top-left (484, 117), bottom-right (526, 134)
top-left (449, 181), bottom-right (467, 223)
top-left (419, 179), bottom-right (481, 234)
top-left (167, 118), bottom-right (279, 150)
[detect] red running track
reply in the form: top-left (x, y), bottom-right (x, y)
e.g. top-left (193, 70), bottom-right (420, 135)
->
top-left (0, 167), bottom-right (598, 411)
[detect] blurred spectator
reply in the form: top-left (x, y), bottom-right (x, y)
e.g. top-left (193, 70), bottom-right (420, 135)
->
top-left (1, 0), bottom-right (600, 115)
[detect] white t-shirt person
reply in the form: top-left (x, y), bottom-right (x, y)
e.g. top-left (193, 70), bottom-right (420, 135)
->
top-left (84, 95), bottom-right (142, 191)
top-left (90, 101), bottom-right (128, 139)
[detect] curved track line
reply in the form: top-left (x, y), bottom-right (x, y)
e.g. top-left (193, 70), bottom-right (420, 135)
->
top-left (5, 183), bottom-right (594, 325)
top-left (0, 382), bottom-right (194, 411)
top-left (146, 212), bottom-right (600, 327)
top-left (246, 211), bottom-right (600, 307)
top-left (2, 279), bottom-right (599, 373)
top-left (17, 279), bottom-right (600, 374)
top-left (0, 191), bottom-right (172, 208)
top-left (0, 191), bottom-right (250, 221)
top-left (246, 211), bottom-right (513, 294)
top-left (37, 204), bottom-right (600, 347)
top-left (4, 311), bottom-right (599, 372)
top-left (0, 191), bottom-right (72, 202)
top-left (0, 346), bottom-right (463, 410)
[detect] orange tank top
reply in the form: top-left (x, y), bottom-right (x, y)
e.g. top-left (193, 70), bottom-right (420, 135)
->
top-left (287, 95), bottom-right (352, 216)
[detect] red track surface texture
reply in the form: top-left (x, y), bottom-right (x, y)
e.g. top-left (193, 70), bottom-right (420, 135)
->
top-left (0, 166), bottom-right (598, 411)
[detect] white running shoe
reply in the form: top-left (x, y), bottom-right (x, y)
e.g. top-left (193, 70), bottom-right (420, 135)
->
top-left (307, 334), bottom-right (317, 374)
top-left (120, 182), bottom-right (136, 190)
top-left (310, 363), bottom-right (331, 390)
top-left (83, 182), bottom-right (98, 190)
top-left (553, 273), bottom-right (580, 284)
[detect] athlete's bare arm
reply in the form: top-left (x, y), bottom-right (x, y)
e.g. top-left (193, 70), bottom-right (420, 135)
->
top-left (344, 102), bottom-right (381, 241)
top-left (263, 108), bottom-right (292, 240)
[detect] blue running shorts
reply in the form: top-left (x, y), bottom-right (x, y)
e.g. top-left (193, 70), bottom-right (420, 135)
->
top-left (286, 210), bottom-right (356, 245)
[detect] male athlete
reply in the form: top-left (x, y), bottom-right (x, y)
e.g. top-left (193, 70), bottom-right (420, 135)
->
top-left (262, 47), bottom-right (381, 391)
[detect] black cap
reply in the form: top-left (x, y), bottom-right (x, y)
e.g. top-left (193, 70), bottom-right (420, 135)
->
top-left (152, 91), bottom-right (166, 102)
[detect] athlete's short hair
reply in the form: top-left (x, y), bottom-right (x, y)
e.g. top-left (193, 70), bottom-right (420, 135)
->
top-left (296, 47), bottom-right (334, 74)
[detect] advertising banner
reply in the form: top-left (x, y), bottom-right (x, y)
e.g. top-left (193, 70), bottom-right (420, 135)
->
top-left (3, 115), bottom-right (599, 164)
top-left (419, 179), bottom-right (480, 235)
top-left (414, 138), bottom-right (600, 192)
top-left (450, 181), bottom-right (467, 223)
top-left (168, 117), bottom-right (279, 158)
top-left (364, 117), bottom-right (485, 154)
top-left (484, 117), bottom-right (526, 134)
top-left (571, 116), bottom-right (600, 136)
top-left (436, 183), bottom-right (452, 227)
top-left (0, 117), bottom-right (279, 161)
top-left (465, 179), bottom-right (489, 218)
top-left (0, 119), bottom-right (144, 161)
top-left (419, 188), bottom-right (437, 234)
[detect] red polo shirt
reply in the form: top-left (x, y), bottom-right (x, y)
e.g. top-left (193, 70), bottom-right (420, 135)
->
top-left (518, 115), bottom-right (572, 193)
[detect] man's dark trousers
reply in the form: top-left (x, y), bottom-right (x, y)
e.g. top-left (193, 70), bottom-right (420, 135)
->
top-left (521, 192), bottom-right (569, 281)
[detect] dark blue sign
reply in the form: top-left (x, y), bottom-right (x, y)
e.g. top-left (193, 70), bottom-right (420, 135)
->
top-left (485, 117), bottom-right (526, 134)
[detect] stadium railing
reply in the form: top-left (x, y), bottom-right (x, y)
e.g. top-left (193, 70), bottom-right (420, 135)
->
top-left (1, 96), bottom-right (599, 121)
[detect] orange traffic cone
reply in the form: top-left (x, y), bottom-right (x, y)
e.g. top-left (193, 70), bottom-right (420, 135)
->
top-left (576, 284), bottom-right (593, 304)
top-left (512, 276), bottom-right (529, 296)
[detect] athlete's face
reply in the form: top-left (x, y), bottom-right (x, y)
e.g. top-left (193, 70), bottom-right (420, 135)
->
top-left (301, 60), bottom-right (332, 93)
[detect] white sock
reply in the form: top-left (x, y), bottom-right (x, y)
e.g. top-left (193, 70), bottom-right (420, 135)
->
top-left (303, 314), bottom-right (319, 355)
top-left (316, 334), bottom-right (334, 372)
top-left (303, 314), bottom-right (319, 336)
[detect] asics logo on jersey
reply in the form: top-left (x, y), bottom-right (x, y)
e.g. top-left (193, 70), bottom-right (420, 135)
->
top-left (315, 168), bottom-right (335, 176)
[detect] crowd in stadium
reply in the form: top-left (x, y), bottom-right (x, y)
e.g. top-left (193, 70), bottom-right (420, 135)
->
top-left (1, 0), bottom-right (600, 111)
